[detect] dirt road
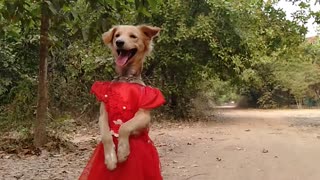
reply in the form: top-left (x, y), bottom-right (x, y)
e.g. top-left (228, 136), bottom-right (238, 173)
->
top-left (1, 109), bottom-right (320, 180)
top-left (158, 109), bottom-right (320, 180)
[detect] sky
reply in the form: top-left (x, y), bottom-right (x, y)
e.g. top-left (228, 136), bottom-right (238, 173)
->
top-left (274, 0), bottom-right (320, 37)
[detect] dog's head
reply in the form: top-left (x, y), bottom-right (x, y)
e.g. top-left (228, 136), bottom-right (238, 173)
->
top-left (102, 25), bottom-right (160, 68)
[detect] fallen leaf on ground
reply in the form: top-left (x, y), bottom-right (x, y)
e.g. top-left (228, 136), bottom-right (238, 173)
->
top-left (262, 149), bottom-right (269, 153)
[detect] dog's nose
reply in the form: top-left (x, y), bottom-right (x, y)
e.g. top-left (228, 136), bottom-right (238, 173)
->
top-left (116, 40), bottom-right (125, 47)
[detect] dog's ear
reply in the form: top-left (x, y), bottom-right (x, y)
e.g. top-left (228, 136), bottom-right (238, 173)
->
top-left (102, 26), bottom-right (117, 45)
top-left (138, 25), bottom-right (161, 39)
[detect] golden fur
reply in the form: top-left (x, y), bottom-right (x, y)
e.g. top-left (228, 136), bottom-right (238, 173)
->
top-left (102, 25), bottom-right (160, 77)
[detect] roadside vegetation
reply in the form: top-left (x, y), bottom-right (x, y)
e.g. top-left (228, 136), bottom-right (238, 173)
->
top-left (0, 0), bottom-right (319, 147)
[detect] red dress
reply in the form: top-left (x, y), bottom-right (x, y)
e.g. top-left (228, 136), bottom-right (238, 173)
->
top-left (79, 81), bottom-right (165, 180)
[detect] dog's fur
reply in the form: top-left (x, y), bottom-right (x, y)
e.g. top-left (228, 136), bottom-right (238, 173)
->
top-left (99, 25), bottom-right (160, 170)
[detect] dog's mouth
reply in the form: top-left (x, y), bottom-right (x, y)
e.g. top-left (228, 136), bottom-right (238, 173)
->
top-left (116, 48), bottom-right (137, 67)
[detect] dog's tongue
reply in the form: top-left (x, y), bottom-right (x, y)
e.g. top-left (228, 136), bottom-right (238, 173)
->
top-left (116, 51), bottom-right (130, 67)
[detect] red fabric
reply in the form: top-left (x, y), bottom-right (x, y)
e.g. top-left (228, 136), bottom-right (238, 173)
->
top-left (79, 81), bottom-right (165, 180)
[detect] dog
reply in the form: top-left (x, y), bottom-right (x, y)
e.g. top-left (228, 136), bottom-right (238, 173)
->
top-left (99, 25), bottom-right (160, 170)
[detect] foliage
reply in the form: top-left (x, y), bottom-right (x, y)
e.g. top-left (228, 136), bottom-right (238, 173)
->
top-left (0, 0), bottom-right (161, 130)
top-left (0, 0), bottom-right (319, 128)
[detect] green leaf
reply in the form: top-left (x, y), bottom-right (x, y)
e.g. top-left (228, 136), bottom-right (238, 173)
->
top-left (45, 0), bottom-right (58, 15)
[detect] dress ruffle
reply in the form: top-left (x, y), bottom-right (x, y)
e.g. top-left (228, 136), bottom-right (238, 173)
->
top-left (139, 86), bottom-right (166, 109)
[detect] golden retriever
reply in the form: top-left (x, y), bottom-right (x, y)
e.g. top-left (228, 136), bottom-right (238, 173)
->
top-left (99, 25), bottom-right (160, 170)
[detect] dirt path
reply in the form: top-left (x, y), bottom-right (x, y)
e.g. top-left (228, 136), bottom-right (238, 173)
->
top-left (1, 109), bottom-right (320, 180)
top-left (158, 109), bottom-right (320, 180)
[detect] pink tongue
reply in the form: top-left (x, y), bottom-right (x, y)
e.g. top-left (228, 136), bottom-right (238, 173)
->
top-left (116, 52), bottom-right (130, 67)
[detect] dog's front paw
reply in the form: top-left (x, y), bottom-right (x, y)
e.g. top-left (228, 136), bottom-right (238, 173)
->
top-left (117, 138), bottom-right (130, 163)
top-left (104, 145), bottom-right (117, 170)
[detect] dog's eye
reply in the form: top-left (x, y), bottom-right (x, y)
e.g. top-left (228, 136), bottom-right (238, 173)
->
top-left (130, 34), bottom-right (137, 39)
top-left (115, 34), bottom-right (120, 38)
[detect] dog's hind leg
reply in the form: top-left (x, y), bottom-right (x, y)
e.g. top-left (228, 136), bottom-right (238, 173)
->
top-left (117, 109), bottom-right (151, 162)
top-left (99, 102), bottom-right (117, 170)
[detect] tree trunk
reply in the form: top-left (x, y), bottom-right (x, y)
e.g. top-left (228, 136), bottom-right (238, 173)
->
top-left (295, 97), bottom-right (303, 109)
top-left (34, 1), bottom-right (49, 147)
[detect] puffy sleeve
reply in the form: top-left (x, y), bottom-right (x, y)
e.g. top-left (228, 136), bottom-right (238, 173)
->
top-left (90, 81), bottom-right (110, 102)
top-left (139, 86), bottom-right (166, 109)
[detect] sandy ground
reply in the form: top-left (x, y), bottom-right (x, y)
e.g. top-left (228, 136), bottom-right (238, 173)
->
top-left (1, 109), bottom-right (320, 180)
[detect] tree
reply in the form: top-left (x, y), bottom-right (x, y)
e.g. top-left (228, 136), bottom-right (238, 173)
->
top-left (33, 0), bottom-right (162, 146)
top-left (34, 1), bottom-right (49, 147)
top-left (0, 0), bottom-right (163, 144)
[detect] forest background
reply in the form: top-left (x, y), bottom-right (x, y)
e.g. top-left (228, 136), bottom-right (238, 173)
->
top-left (0, 0), bottom-right (319, 146)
